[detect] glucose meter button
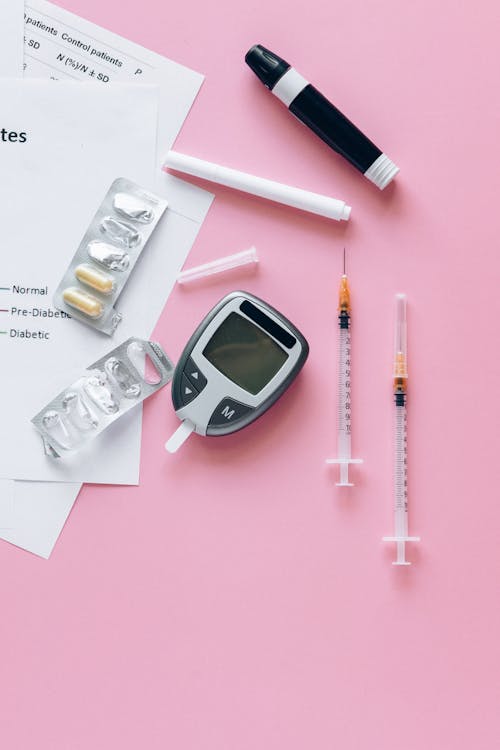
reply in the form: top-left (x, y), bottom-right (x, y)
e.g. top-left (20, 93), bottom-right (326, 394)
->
top-left (208, 398), bottom-right (253, 427)
top-left (184, 358), bottom-right (207, 391)
top-left (180, 374), bottom-right (198, 405)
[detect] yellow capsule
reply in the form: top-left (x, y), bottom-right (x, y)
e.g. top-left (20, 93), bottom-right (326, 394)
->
top-left (63, 287), bottom-right (103, 318)
top-left (75, 264), bottom-right (114, 295)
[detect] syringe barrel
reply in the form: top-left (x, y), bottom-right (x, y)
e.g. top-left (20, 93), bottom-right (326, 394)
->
top-left (337, 325), bottom-right (352, 458)
top-left (394, 402), bottom-right (408, 537)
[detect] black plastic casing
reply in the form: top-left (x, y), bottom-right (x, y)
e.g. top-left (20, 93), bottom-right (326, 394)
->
top-left (245, 44), bottom-right (383, 175)
top-left (289, 86), bottom-right (382, 173)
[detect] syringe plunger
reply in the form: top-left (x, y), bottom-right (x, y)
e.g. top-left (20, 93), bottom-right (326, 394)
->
top-left (326, 264), bottom-right (362, 486)
top-left (384, 294), bottom-right (419, 564)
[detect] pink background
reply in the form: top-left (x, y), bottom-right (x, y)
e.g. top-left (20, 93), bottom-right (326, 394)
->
top-left (2, 0), bottom-right (500, 747)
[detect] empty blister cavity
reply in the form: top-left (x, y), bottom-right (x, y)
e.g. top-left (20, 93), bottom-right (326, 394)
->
top-left (127, 340), bottom-right (162, 385)
top-left (105, 357), bottom-right (141, 398)
top-left (83, 372), bottom-right (120, 414)
top-left (113, 193), bottom-right (154, 223)
top-left (63, 287), bottom-right (103, 318)
top-left (62, 391), bottom-right (98, 431)
top-left (41, 410), bottom-right (75, 451)
top-left (75, 264), bottom-right (114, 294)
top-left (100, 217), bottom-right (140, 248)
top-left (87, 241), bottom-right (130, 272)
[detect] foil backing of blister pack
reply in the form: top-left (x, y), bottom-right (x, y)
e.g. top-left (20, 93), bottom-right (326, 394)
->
top-left (31, 338), bottom-right (174, 457)
top-left (53, 178), bottom-right (168, 335)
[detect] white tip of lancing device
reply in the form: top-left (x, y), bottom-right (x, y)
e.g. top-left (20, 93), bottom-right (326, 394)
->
top-left (165, 419), bottom-right (196, 453)
top-left (363, 153), bottom-right (400, 190)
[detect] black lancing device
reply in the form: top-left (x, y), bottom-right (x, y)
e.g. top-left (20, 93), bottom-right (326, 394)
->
top-left (245, 44), bottom-right (399, 190)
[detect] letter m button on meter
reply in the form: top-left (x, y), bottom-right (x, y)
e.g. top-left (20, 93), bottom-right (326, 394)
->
top-left (165, 291), bottom-right (309, 452)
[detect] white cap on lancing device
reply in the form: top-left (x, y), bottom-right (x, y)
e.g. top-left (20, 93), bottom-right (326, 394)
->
top-left (245, 44), bottom-right (399, 190)
top-left (363, 154), bottom-right (400, 190)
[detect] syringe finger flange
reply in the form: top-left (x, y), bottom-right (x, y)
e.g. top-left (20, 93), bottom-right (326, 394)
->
top-left (382, 536), bottom-right (420, 542)
top-left (325, 258), bottom-right (363, 489)
top-left (326, 458), bottom-right (363, 465)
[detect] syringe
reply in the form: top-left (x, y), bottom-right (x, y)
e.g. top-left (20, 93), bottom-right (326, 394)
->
top-left (383, 294), bottom-right (420, 564)
top-left (326, 251), bottom-right (363, 486)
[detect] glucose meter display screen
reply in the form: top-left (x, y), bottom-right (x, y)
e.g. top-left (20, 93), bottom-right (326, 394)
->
top-left (203, 313), bottom-right (288, 395)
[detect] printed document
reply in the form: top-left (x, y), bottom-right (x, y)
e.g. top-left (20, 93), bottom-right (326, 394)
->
top-left (0, 78), bottom-right (159, 485)
top-left (24, 0), bottom-right (204, 154)
top-left (0, 1), bottom-right (23, 75)
top-left (0, 0), bottom-right (24, 532)
top-left (0, 5), bottom-right (213, 557)
top-left (0, 482), bottom-right (14, 530)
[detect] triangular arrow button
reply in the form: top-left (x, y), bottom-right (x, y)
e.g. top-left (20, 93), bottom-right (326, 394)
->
top-left (180, 373), bottom-right (199, 405)
top-left (183, 359), bottom-right (207, 395)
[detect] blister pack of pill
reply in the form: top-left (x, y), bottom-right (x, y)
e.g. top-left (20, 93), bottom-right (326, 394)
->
top-left (32, 338), bottom-right (174, 457)
top-left (53, 178), bottom-right (168, 335)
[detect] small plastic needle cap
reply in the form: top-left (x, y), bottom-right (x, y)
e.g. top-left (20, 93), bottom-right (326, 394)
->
top-left (177, 247), bottom-right (258, 285)
top-left (394, 293), bottom-right (408, 378)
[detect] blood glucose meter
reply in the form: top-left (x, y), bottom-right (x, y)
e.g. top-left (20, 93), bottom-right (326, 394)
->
top-left (165, 291), bottom-right (309, 452)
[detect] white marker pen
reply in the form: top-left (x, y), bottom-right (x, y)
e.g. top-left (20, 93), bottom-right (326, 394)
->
top-left (245, 44), bottom-right (399, 190)
top-left (165, 151), bottom-right (351, 221)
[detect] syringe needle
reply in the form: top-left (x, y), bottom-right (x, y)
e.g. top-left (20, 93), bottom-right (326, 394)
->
top-left (383, 294), bottom-right (420, 564)
top-left (326, 251), bottom-right (363, 486)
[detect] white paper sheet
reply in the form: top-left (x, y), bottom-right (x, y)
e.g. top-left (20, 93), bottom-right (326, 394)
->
top-left (0, 79), bottom-right (159, 484)
top-left (0, 481), bottom-right (15, 529)
top-left (3, 167), bottom-right (214, 557)
top-left (1, 481), bottom-right (79, 557)
top-left (24, 0), bottom-right (204, 156)
top-left (0, 0), bottom-right (23, 75)
top-left (0, 4), bottom-right (213, 558)
top-left (0, 1), bottom-right (24, 531)
top-left (3, 166), bottom-right (214, 558)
